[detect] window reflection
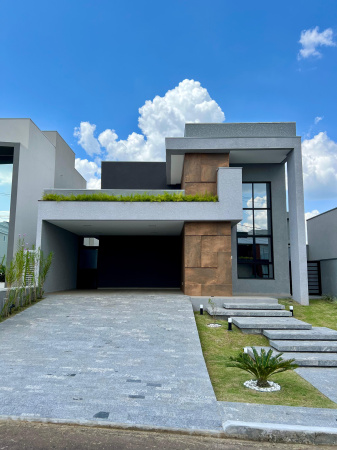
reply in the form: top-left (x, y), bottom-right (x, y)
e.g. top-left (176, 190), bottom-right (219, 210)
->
top-left (237, 182), bottom-right (273, 279)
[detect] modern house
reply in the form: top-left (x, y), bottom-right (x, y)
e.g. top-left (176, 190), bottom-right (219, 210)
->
top-left (307, 208), bottom-right (337, 297)
top-left (0, 119), bottom-right (309, 305)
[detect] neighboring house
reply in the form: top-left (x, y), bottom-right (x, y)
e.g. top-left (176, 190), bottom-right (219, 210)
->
top-left (307, 208), bottom-right (337, 297)
top-left (0, 119), bottom-right (86, 263)
top-left (0, 119), bottom-right (309, 304)
top-left (0, 222), bottom-right (9, 261)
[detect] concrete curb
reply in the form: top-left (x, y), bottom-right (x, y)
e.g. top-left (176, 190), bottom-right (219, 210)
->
top-left (223, 420), bottom-right (337, 445)
top-left (2, 415), bottom-right (337, 445)
top-left (0, 415), bottom-right (224, 438)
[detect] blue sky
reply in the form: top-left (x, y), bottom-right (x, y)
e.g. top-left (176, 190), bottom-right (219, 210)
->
top-left (0, 0), bottom-right (337, 219)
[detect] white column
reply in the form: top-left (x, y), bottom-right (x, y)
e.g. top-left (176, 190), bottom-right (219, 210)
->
top-left (287, 142), bottom-right (309, 305)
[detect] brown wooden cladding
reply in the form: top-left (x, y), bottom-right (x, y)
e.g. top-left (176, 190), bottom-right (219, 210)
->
top-left (183, 221), bottom-right (232, 296)
top-left (182, 153), bottom-right (229, 195)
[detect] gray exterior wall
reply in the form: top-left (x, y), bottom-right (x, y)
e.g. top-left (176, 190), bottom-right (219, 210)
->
top-left (40, 221), bottom-right (79, 293)
top-left (308, 208), bottom-right (337, 261)
top-left (232, 164), bottom-right (290, 297)
top-left (320, 260), bottom-right (337, 297)
top-left (4, 120), bottom-right (56, 260)
top-left (43, 131), bottom-right (86, 189)
top-left (184, 122), bottom-right (296, 138)
top-left (307, 208), bottom-right (337, 296)
top-left (0, 119), bottom-right (86, 263)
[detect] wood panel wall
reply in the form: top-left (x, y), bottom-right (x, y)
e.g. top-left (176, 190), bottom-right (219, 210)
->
top-left (182, 153), bottom-right (229, 195)
top-left (181, 152), bottom-right (232, 296)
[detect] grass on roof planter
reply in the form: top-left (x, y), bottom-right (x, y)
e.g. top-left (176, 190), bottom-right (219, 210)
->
top-left (42, 192), bottom-right (218, 202)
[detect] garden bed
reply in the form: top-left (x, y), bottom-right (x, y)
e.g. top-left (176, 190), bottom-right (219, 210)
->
top-left (194, 298), bottom-right (337, 408)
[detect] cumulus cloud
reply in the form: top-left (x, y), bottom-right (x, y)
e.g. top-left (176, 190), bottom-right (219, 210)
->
top-left (75, 158), bottom-right (101, 189)
top-left (298, 26), bottom-right (336, 59)
top-left (302, 132), bottom-right (337, 199)
top-left (305, 210), bottom-right (320, 221)
top-left (74, 122), bottom-right (101, 157)
top-left (75, 79), bottom-right (225, 166)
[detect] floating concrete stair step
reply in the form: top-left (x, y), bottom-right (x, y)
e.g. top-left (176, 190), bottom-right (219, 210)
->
top-left (232, 317), bottom-right (312, 334)
top-left (245, 346), bottom-right (337, 367)
top-left (193, 296), bottom-right (279, 304)
top-left (270, 340), bottom-right (337, 352)
top-left (264, 327), bottom-right (337, 341)
top-left (207, 308), bottom-right (291, 317)
top-left (223, 303), bottom-right (285, 310)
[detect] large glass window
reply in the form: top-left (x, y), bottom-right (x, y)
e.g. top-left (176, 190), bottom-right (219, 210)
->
top-left (237, 182), bottom-right (273, 279)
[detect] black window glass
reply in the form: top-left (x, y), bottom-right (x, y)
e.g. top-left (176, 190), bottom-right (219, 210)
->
top-left (237, 182), bottom-right (273, 279)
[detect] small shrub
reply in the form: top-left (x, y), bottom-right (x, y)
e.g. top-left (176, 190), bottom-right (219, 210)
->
top-left (322, 294), bottom-right (337, 304)
top-left (208, 297), bottom-right (218, 323)
top-left (226, 347), bottom-right (298, 388)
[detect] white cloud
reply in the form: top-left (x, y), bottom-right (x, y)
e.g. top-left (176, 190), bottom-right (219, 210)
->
top-left (75, 79), bottom-right (225, 165)
top-left (305, 210), bottom-right (320, 221)
top-left (314, 116), bottom-right (323, 125)
top-left (0, 211), bottom-right (10, 221)
top-left (302, 132), bottom-right (337, 199)
top-left (298, 26), bottom-right (336, 59)
top-left (75, 158), bottom-right (101, 189)
top-left (0, 165), bottom-right (13, 185)
top-left (305, 209), bottom-right (320, 243)
top-left (74, 122), bottom-right (101, 157)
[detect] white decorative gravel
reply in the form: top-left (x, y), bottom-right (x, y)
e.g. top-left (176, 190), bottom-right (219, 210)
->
top-left (244, 379), bottom-right (281, 392)
top-left (207, 323), bottom-right (222, 328)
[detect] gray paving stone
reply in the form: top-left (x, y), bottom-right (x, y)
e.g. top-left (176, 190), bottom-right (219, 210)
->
top-left (219, 401), bottom-right (337, 428)
top-left (246, 346), bottom-right (337, 366)
top-left (296, 368), bottom-right (337, 403)
top-left (263, 327), bottom-right (337, 340)
top-left (270, 339), bottom-right (337, 352)
top-left (192, 296), bottom-right (279, 304)
top-left (0, 290), bottom-right (223, 432)
top-left (232, 317), bottom-right (312, 330)
top-left (208, 308), bottom-right (291, 317)
top-left (223, 303), bottom-right (285, 310)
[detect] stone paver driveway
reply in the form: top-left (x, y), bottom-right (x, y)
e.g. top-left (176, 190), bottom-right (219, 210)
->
top-left (0, 290), bottom-right (222, 432)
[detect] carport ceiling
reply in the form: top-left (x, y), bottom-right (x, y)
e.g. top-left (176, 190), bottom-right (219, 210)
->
top-left (47, 220), bottom-right (184, 236)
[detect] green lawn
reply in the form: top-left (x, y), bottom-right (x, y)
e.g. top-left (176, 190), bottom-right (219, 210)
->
top-left (279, 298), bottom-right (337, 331)
top-left (194, 299), bottom-right (337, 408)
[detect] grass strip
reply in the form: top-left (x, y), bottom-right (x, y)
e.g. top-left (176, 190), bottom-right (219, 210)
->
top-left (42, 192), bottom-right (218, 202)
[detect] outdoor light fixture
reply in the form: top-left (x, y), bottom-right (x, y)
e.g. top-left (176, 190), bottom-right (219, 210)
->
top-left (200, 304), bottom-right (203, 315)
top-left (228, 317), bottom-right (232, 331)
top-left (289, 305), bottom-right (294, 316)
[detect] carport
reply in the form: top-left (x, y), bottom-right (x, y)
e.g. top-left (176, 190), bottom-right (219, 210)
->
top-left (37, 219), bottom-right (184, 292)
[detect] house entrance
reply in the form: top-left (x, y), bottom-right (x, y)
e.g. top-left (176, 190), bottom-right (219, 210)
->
top-left (96, 235), bottom-right (182, 288)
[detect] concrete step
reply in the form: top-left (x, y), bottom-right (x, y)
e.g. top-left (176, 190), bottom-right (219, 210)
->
top-left (245, 346), bottom-right (337, 367)
top-left (270, 340), bottom-right (337, 352)
top-left (207, 307), bottom-right (291, 317)
top-left (232, 317), bottom-right (312, 334)
top-left (192, 296), bottom-right (279, 304)
top-left (264, 327), bottom-right (337, 341)
top-left (223, 303), bottom-right (285, 310)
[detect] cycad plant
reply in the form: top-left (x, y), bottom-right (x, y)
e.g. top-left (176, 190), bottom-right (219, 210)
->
top-left (226, 347), bottom-right (298, 388)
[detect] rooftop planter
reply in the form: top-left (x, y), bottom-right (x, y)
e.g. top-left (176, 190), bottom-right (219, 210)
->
top-left (42, 192), bottom-right (218, 202)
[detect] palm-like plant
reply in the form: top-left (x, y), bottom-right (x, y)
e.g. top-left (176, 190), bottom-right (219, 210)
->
top-left (226, 347), bottom-right (298, 388)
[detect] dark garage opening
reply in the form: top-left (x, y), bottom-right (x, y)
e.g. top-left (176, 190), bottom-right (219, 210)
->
top-left (96, 236), bottom-right (182, 288)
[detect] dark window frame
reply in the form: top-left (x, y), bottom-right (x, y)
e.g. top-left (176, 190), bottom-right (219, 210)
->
top-left (237, 182), bottom-right (274, 280)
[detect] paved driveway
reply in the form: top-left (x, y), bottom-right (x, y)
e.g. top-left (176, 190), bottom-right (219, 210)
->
top-left (0, 290), bottom-right (222, 432)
